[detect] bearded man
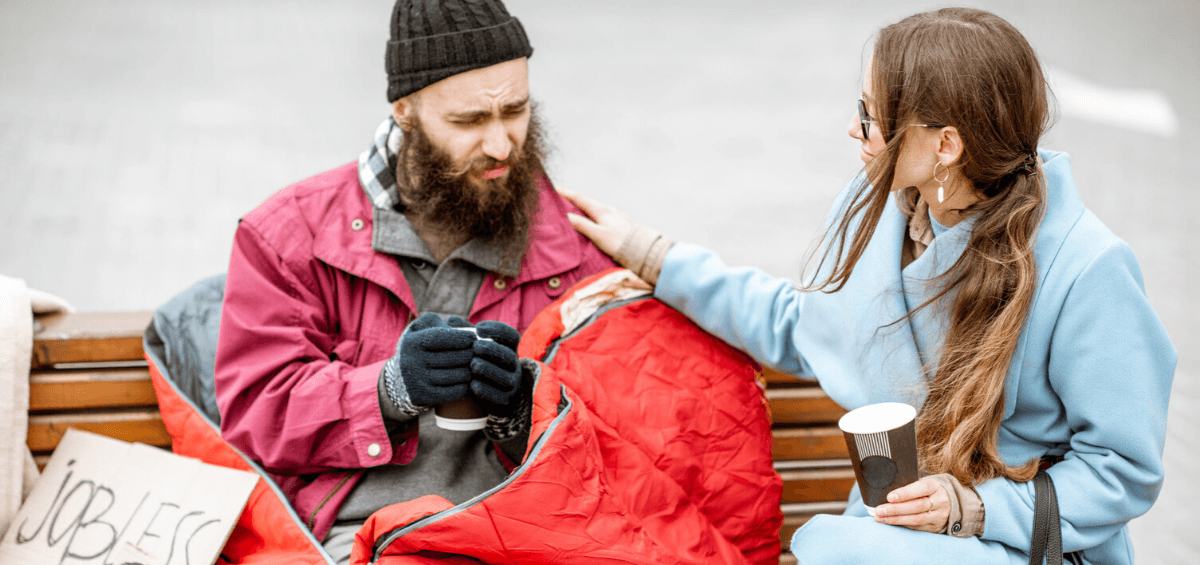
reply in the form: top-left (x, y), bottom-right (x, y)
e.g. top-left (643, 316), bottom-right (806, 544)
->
top-left (212, 1), bottom-right (615, 562)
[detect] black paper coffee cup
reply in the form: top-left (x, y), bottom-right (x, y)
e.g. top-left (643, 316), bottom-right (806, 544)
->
top-left (838, 402), bottom-right (919, 515)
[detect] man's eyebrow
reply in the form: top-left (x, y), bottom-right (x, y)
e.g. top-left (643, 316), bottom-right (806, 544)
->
top-left (445, 97), bottom-right (529, 120)
top-left (501, 97), bottom-right (530, 111)
top-left (446, 108), bottom-right (491, 120)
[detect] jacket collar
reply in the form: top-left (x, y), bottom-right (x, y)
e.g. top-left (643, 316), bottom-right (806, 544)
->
top-left (889, 150), bottom-right (1086, 417)
top-left (896, 149), bottom-right (1082, 292)
top-left (1030, 150), bottom-right (1086, 282)
top-left (370, 207), bottom-right (526, 278)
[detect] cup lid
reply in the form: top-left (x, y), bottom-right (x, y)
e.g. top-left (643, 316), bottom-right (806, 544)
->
top-left (434, 414), bottom-right (488, 431)
top-left (838, 402), bottom-right (916, 434)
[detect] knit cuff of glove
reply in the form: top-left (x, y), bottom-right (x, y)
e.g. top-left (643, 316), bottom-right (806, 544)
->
top-left (614, 224), bottom-right (675, 286)
top-left (483, 359), bottom-right (536, 442)
top-left (380, 355), bottom-right (427, 422)
top-left (482, 395), bottom-right (530, 443)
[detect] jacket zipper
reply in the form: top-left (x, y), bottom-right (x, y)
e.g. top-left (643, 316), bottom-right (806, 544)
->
top-left (370, 295), bottom-right (649, 562)
top-left (371, 385), bottom-right (572, 561)
top-left (540, 295), bottom-right (651, 364)
top-left (309, 471), bottom-right (359, 531)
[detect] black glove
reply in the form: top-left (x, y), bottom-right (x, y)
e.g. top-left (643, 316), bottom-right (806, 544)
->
top-left (469, 320), bottom-right (524, 417)
top-left (380, 313), bottom-right (475, 419)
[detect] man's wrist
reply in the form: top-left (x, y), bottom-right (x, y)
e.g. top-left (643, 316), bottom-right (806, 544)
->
top-left (379, 358), bottom-right (425, 422)
top-left (483, 394), bottom-right (530, 442)
top-left (483, 359), bottom-right (535, 442)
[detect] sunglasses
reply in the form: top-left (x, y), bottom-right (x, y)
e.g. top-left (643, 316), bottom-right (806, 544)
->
top-left (857, 99), bottom-right (878, 139)
top-left (858, 98), bottom-right (944, 139)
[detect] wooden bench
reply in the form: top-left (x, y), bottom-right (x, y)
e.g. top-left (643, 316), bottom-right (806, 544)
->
top-left (27, 311), bottom-right (853, 564)
top-left (764, 368), bottom-right (852, 564)
top-left (27, 310), bottom-right (168, 470)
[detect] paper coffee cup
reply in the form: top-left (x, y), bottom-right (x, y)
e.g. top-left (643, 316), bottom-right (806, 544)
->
top-left (433, 327), bottom-right (489, 431)
top-left (838, 402), bottom-right (919, 516)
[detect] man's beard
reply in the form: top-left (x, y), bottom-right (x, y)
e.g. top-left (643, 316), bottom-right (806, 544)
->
top-left (396, 107), bottom-right (547, 258)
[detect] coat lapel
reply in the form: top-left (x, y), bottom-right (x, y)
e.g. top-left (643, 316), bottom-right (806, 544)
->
top-left (899, 212), bottom-right (974, 381)
top-left (310, 178), bottom-right (418, 314)
top-left (865, 197), bottom-right (928, 405)
top-left (887, 150), bottom-right (1084, 419)
top-left (801, 192), bottom-right (927, 410)
top-left (811, 152), bottom-right (1084, 417)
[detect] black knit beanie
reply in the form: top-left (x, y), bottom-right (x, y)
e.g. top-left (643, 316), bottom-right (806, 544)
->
top-left (386, 0), bottom-right (534, 102)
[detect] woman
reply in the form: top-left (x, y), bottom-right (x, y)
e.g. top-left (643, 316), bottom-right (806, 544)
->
top-left (562, 8), bottom-right (1174, 565)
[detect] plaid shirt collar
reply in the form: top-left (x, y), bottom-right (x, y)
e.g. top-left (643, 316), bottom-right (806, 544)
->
top-left (357, 117), bottom-right (404, 211)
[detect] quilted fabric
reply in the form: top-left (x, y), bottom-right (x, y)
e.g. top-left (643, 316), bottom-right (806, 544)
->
top-left (356, 269), bottom-right (781, 564)
top-left (152, 268), bottom-right (780, 564)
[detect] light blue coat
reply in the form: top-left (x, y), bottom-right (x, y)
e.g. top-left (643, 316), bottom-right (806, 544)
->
top-left (655, 150), bottom-right (1176, 564)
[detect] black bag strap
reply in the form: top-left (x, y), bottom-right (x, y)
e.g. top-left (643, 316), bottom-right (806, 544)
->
top-left (1029, 470), bottom-right (1063, 565)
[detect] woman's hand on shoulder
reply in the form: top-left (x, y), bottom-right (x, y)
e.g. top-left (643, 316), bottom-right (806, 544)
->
top-left (559, 189), bottom-right (634, 258)
top-left (873, 477), bottom-right (951, 533)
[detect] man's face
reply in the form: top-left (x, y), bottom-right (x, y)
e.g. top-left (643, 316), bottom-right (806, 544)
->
top-left (397, 105), bottom-right (544, 245)
top-left (390, 58), bottom-right (546, 250)
top-left (393, 58), bottom-right (531, 189)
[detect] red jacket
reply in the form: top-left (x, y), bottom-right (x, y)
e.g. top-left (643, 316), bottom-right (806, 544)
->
top-left (152, 269), bottom-right (780, 565)
top-left (214, 162), bottom-right (616, 539)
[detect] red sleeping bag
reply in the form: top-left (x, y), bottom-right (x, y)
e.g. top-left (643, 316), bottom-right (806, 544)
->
top-left (149, 269), bottom-right (781, 564)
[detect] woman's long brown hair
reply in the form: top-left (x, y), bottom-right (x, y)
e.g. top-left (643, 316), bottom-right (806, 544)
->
top-left (809, 8), bottom-right (1051, 486)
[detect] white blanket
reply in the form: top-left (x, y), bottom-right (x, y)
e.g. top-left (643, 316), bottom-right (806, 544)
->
top-left (0, 276), bottom-right (71, 538)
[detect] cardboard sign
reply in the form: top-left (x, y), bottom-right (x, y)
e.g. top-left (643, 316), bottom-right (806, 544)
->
top-left (0, 429), bottom-right (258, 565)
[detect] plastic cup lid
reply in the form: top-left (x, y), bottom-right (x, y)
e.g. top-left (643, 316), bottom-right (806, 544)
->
top-left (838, 402), bottom-right (916, 434)
top-left (434, 414), bottom-right (488, 431)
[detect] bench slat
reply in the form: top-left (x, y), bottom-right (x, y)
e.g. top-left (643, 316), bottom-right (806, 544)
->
top-left (29, 367), bottom-right (157, 411)
top-left (772, 426), bottom-right (849, 460)
top-left (31, 310), bottom-right (153, 367)
top-left (780, 467), bottom-right (856, 503)
top-left (761, 367), bottom-right (820, 387)
top-left (766, 388), bottom-right (847, 424)
top-left (26, 410), bottom-right (171, 452)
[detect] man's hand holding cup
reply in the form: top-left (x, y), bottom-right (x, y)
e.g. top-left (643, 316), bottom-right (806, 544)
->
top-left (469, 321), bottom-right (524, 418)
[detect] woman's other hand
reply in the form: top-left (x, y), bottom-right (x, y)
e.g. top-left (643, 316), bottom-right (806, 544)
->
top-left (559, 189), bottom-right (635, 258)
top-left (873, 477), bottom-right (951, 533)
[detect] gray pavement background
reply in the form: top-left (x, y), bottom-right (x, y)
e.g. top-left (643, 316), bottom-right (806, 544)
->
top-left (1, 0), bottom-right (1196, 562)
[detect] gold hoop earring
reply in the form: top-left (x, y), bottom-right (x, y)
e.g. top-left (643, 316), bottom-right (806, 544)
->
top-left (933, 161), bottom-right (950, 203)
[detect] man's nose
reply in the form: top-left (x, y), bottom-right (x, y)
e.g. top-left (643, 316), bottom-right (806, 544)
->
top-left (481, 121), bottom-right (512, 162)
